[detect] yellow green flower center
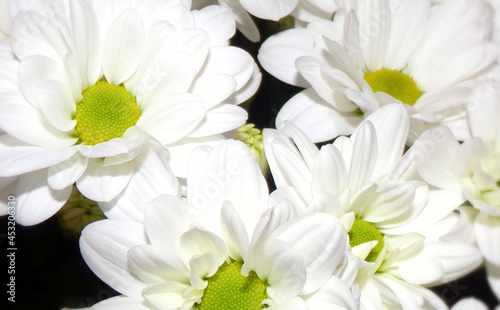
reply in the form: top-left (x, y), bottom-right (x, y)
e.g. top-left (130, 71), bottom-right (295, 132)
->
top-left (198, 261), bottom-right (267, 310)
top-left (364, 69), bottom-right (421, 105)
top-left (348, 217), bottom-right (385, 262)
top-left (74, 80), bottom-right (141, 145)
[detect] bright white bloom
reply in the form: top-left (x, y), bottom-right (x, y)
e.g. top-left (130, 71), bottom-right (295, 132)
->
top-left (79, 140), bottom-right (360, 309)
top-left (412, 82), bottom-right (500, 300)
top-left (192, 0), bottom-right (298, 42)
top-left (264, 104), bottom-right (482, 309)
top-left (259, 0), bottom-right (499, 143)
top-left (0, 0), bottom-right (261, 225)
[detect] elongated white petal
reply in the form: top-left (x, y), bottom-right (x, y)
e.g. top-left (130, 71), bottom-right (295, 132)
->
top-left (80, 219), bottom-right (148, 298)
top-left (188, 104), bottom-right (247, 138)
top-left (76, 159), bottom-right (134, 202)
top-left (0, 135), bottom-right (77, 177)
top-left (47, 153), bottom-right (88, 190)
top-left (179, 228), bottom-right (227, 266)
top-left (128, 244), bottom-right (190, 286)
top-left (221, 201), bottom-right (249, 262)
top-left (258, 28), bottom-right (324, 87)
top-left (137, 93), bottom-right (206, 145)
top-left (87, 295), bottom-right (152, 309)
top-left (142, 282), bottom-right (191, 309)
top-left (192, 5), bottom-right (235, 46)
top-left (474, 212), bottom-right (500, 265)
top-left (99, 148), bottom-right (180, 221)
top-left (15, 169), bottom-right (72, 226)
top-left (143, 195), bottom-right (190, 255)
top-left (187, 140), bottom-right (268, 238)
top-left (189, 252), bottom-right (220, 290)
top-left (103, 9), bottom-right (146, 84)
top-left (240, 0), bottom-right (298, 21)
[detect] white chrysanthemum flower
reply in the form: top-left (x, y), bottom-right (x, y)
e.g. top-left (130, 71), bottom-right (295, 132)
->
top-left (192, 0), bottom-right (298, 42)
top-left (0, 0), bottom-right (261, 225)
top-left (264, 104), bottom-right (482, 309)
top-left (78, 140), bottom-right (360, 309)
top-left (259, 0), bottom-right (499, 143)
top-left (411, 82), bottom-right (500, 300)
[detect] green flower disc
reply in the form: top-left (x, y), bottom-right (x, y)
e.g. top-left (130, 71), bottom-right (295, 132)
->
top-left (74, 80), bottom-right (141, 145)
top-left (198, 261), bottom-right (267, 310)
top-left (348, 217), bottom-right (385, 263)
top-left (364, 69), bottom-right (421, 105)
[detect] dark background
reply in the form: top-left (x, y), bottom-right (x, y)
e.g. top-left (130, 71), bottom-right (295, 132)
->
top-left (1, 17), bottom-right (498, 310)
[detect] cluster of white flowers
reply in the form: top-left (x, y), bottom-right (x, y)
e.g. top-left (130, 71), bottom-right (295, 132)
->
top-left (1, 0), bottom-right (499, 309)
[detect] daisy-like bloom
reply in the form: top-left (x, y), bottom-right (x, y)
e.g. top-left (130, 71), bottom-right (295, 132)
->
top-left (192, 0), bottom-right (299, 42)
top-left (0, 0), bottom-right (261, 225)
top-left (258, 0), bottom-right (499, 143)
top-left (264, 104), bottom-right (482, 309)
top-left (411, 82), bottom-right (500, 300)
top-left (78, 140), bottom-right (361, 309)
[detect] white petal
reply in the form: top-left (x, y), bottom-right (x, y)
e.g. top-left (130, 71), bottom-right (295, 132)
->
top-left (69, 0), bottom-right (101, 86)
top-left (221, 201), bottom-right (249, 262)
top-left (258, 28), bottom-right (324, 87)
top-left (14, 169), bottom-right (72, 226)
top-left (189, 252), bottom-right (220, 290)
top-left (0, 93), bottom-right (77, 148)
top-left (312, 144), bottom-right (347, 198)
top-left (47, 153), bottom-right (88, 190)
top-left (179, 228), bottom-right (227, 265)
top-left (128, 244), bottom-right (190, 286)
top-left (88, 295), bottom-right (152, 309)
top-left (187, 140), bottom-right (268, 238)
top-left (142, 282), bottom-right (191, 309)
top-left (136, 52), bottom-right (197, 109)
top-left (240, 0), bottom-right (298, 21)
top-left (190, 74), bottom-right (237, 109)
top-left (202, 46), bottom-right (255, 94)
top-left (272, 213), bottom-right (348, 294)
top-left (276, 89), bottom-right (361, 142)
top-left (80, 219), bottom-right (148, 298)
top-left (474, 212), bottom-right (500, 265)
top-left (0, 135), bottom-right (77, 177)
top-left (76, 159), bottom-right (134, 202)
top-left (468, 82), bottom-right (500, 142)
top-left (103, 9), bottom-right (146, 84)
top-left (362, 104), bottom-right (409, 179)
top-left (451, 297), bottom-right (489, 310)
top-left (412, 126), bottom-right (462, 189)
top-left (37, 79), bottom-right (76, 132)
top-left (144, 195), bottom-right (190, 253)
top-left (137, 93), bottom-right (206, 145)
top-left (188, 104), bottom-right (247, 138)
top-left (348, 121), bottom-right (377, 192)
top-left (192, 5), bottom-right (235, 46)
top-left (99, 148), bottom-right (180, 221)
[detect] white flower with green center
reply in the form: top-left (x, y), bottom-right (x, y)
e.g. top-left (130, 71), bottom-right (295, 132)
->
top-left (411, 82), bottom-right (500, 301)
top-left (78, 140), bottom-right (360, 309)
top-left (258, 0), bottom-right (499, 143)
top-left (0, 0), bottom-right (261, 225)
top-left (264, 104), bottom-right (483, 309)
top-left (192, 0), bottom-right (299, 42)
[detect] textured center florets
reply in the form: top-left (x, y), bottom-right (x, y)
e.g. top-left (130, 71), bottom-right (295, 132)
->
top-left (198, 260), bottom-right (267, 310)
top-left (364, 69), bottom-right (421, 106)
top-left (348, 217), bottom-right (385, 262)
top-left (74, 80), bottom-right (141, 145)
